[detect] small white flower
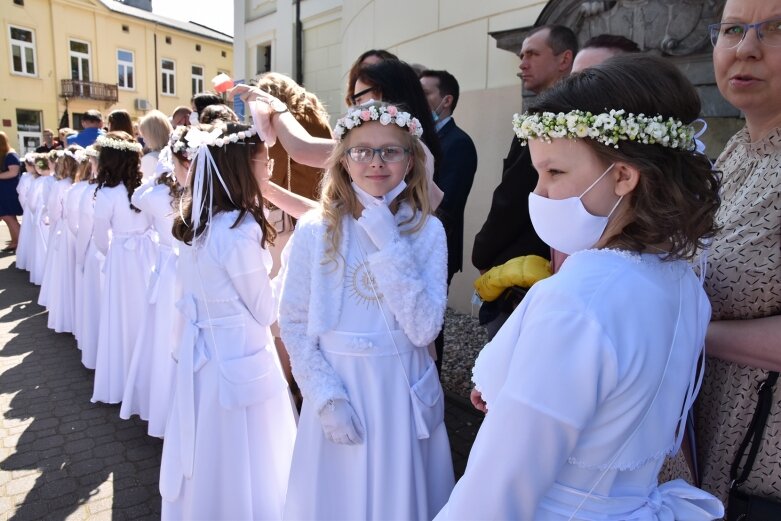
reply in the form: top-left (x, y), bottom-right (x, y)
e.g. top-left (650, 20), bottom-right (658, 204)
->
top-left (379, 113), bottom-right (392, 125)
top-left (395, 114), bottom-right (409, 127)
top-left (575, 124), bottom-right (589, 138)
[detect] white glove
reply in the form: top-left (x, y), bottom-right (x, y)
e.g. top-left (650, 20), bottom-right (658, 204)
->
top-left (356, 203), bottom-right (399, 250)
top-left (319, 399), bottom-right (365, 445)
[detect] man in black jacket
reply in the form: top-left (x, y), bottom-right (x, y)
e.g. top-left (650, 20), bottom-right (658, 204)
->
top-left (472, 25), bottom-right (577, 338)
top-left (420, 69), bottom-right (478, 371)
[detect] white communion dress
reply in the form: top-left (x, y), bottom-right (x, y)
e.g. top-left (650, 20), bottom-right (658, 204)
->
top-left (38, 177), bottom-right (72, 308)
top-left (76, 183), bottom-right (103, 369)
top-left (28, 174), bottom-right (55, 285)
top-left (40, 178), bottom-right (76, 332)
top-left (91, 184), bottom-right (154, 404)
top-left (64, 180), bottom-right (91, 342)
top-left (434, 250), bottom-right (724, 521)
top-left (160, 211), bottom-right (296, 520)
top-left (280, 207), bottom-right (455, 521)
top-left (15, 172), bottom-right (35, 271)
top-left (120, 181), bottom-right (179, 437)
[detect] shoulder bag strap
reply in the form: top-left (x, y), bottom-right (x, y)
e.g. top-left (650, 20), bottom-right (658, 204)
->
top-left (730, 371), bottom-right (779, 489)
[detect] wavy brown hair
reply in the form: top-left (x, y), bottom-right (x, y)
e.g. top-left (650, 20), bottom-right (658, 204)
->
top-left (95, 131), bottom-right (142, 212)
top-left (255, 72), bottom-right (330, 126)
top-left (172, 122), bottom-right (275, 248)
top-left (320, 102), bottom-right (430, 264)
top-left (527, 54), bottom-right (720, 261)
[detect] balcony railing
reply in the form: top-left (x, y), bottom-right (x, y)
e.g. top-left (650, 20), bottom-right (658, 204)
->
top-left (61, 79), bottom-right (118, 103)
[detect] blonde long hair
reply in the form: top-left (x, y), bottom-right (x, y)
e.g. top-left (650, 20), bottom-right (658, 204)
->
top-left (320, 103), bottom-right (431, 264)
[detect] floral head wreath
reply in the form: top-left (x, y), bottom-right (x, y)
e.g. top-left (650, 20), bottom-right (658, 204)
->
top-left (177, 123), bottom-right (259, 241)
top-left (95, 135), bottom-right (143, 154)
top-left (84, 145), bottom-right (99, 158)
top-left (334, 103), bottom-right (424, 140)
top-left (170, 124), bottom-right (258, 161)
top-left (512, 109), bottom-right (701, 152)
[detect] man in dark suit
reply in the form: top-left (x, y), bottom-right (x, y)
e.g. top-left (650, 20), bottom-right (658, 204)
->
top-left (420, 69), bottom-right (478, 371)
top-left (472, 25), bottom-right (577, 339)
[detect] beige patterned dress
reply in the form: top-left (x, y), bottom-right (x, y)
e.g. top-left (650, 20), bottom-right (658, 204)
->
top-left (694, 126), bottom-right (781, 506)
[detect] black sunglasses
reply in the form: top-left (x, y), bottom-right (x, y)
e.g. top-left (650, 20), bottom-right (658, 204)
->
top-left (350, 86), bottom-right (376, 105)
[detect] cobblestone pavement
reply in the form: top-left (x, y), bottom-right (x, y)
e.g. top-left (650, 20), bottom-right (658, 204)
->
top-left (0, 225), bottom-right (482, 520)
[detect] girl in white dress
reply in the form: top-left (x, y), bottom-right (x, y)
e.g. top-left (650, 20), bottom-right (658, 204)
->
top-left (138, 110), bottom-right (172, 182)
top-left (279, 101), bottom-right (454, 521)
top-left (28, 153), bottom-right (56, 285)
top-left (160, 122), bottom-right (296, 520)
top-left (121, 144), bottom-right (181, 437)
top-left (91, 132), bottom-right (154, 404)
top-left (435, 55), bottom-right (724, 521)
top-left (15, 154), bottom-right (37, 271)
top-left (76, 149), bottom-right (103, 369)
top-left (40, 147), bottom-right (80, 332)
top-left (65, 151), bottom-right (94, 343)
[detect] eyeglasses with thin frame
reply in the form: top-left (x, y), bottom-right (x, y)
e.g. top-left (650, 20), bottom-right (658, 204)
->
top-left (345, 146), bottom-right (410, 163)
top-left (709, 17), bottom-right (781, 49)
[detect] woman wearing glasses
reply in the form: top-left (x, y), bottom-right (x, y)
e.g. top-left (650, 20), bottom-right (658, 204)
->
top-left (693, 0), bottom-right (781, 509)
top-left (278, 101), bottom-right (454, 520)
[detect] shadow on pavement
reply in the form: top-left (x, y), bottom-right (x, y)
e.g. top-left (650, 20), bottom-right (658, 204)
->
top-left (0, 262), bottom-right (162, 520)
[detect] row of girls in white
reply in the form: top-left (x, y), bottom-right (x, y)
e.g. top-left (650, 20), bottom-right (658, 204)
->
top-left (21, 62), bottom-right (724, 519)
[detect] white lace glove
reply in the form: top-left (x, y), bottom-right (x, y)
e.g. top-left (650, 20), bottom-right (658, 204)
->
top-left (356, 203), bottom-right (399, 250)
top-left (319, 399), bottom-right (365, 445)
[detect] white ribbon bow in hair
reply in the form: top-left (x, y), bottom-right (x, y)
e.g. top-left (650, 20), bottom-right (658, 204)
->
top-left (184, 127), bottom-right (236, 240)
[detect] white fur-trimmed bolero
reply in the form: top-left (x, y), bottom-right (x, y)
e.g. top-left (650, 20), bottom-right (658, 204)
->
top-left (278, 205), bottom-right (448, 412)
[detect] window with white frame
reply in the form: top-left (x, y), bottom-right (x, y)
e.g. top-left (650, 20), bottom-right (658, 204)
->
top-left (191, 65), bottom-right (204, 97)
top-left (117, 49), bottom-right (134, 90)
top-left (161, 59), bottom-right (175, 95)
top-left (9, 26), bottom-right (36, 76)
top-left (69, 40), bottom-right (91, 81)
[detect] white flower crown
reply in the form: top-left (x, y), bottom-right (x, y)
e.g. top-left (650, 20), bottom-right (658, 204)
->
top-left (84, 146), bottom-right (99, 158)
top-left (95, 135), bottom-right (144, 154)
top-left (512, 109), bottom-right (697, 151)
top-left (334, 104), bottom-right (424, 140)
top-left (171, 125), bottom-right (258, 160)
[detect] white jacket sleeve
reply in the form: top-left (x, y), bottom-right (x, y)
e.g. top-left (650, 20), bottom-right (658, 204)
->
top-left (435, 309), bottom-right (618, 520)
top-left (92, 189), bottom-right (112, 255)
top-left (279, 219), bottom-right (349, 412)
top-left (75, 188), bottom-right (94, 267)
top-left (47, 183), bottom-right (64, 224)
top-left (367, 216), bottom-right (448, 347)
top-left (64, 186), bottom-right (81, 237)
top-left (222, 222), bottom-right (277, 327)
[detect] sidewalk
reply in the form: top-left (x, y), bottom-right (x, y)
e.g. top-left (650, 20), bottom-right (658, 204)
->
top-left (0, 224), bottom-right (482, 520)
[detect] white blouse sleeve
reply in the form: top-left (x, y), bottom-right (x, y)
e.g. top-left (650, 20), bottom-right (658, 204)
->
top-left (367, 217), bottom-right (448, 347)
top-left (92, 189), bottom-right (112, 255)
top-left (222, 222), bottom-right (276, 327)
top-left (436, 309), bottom-right (618, 520)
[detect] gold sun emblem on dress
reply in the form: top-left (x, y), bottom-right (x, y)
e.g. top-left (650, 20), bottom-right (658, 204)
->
top-left (347, 259), bottom-right (383, 307)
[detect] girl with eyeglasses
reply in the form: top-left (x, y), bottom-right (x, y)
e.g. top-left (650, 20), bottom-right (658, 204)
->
top-left (278, 101), bottom-right (454, 520)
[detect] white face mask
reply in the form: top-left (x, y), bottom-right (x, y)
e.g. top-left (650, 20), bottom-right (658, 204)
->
top-left (528, 163), bottom-right (623, 255)
top-left (351, 179), bottom-right (407, 208)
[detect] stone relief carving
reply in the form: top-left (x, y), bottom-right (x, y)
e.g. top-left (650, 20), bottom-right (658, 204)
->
top-left (535, 0), bottom-right (725, 55)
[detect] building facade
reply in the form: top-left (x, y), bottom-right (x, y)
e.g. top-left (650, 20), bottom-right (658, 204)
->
top-left (234, 0), bottom-right (737, 313)
top-left (1, 0), bottom-right (233, 153)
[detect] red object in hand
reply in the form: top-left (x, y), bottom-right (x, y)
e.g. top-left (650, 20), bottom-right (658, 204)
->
top-left (212, 73), bottom-right (234, 94)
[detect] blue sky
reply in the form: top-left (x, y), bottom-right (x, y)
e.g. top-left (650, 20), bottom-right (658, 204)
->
top-left (153, 0), bottom-right (234, 37)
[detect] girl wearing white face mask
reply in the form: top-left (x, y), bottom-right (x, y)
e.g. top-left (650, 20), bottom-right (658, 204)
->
top-left (436, 55), bottom-right (724, 521)
top-left (278, 101), bottom-right (454, 520)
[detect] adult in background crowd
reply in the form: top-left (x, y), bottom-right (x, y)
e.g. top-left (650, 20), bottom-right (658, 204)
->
top-left (35, 129), bottom-right (61, 153)
top-left (107, 109), bottom-right (134, 136)
top-left (472, 25), bottom-right (577, 338)
top-left (170, 106), bottom-right (192, 128)
top-left (67, 110), bottom-right (105, 147)
top-left (572, 33), bottom-right (641, 73)
top-left (420, 69), bottom-right (478, 370)
top-left (344, 49), bottom-right (399, 107)
top-left (688, 0), bottom-right (781, 511)
top-left (0, 131), bottom-right (23, 252)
